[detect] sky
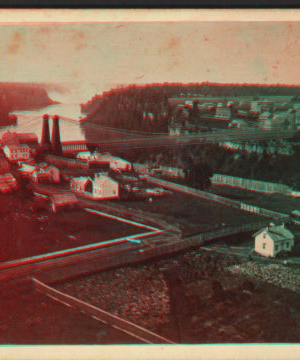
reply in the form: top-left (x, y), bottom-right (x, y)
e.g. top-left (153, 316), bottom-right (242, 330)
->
top-left (1, 10), bottom-right (300, 103)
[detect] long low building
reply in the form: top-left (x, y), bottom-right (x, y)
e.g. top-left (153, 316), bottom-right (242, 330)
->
top-left (33, 185), bottom-right (79, 213)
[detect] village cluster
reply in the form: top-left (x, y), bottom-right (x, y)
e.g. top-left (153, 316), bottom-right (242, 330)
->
top-left (169, 97), bottom-right (298, 135)
top-left (0, 113), bottom-right (298, 265)
top-left (0, 115), bottom-right (169, 214)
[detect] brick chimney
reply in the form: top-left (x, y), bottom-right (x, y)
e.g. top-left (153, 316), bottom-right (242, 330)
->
top-left (41, 114), bottom-right (51, 151)
top-left (51, 115), bottom-right (62, 155)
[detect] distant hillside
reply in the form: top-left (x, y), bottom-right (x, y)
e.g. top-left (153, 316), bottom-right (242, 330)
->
top-left (80, 82), bottom-right (300, 135)
top-left (0, 82), bottom-right (59, 111)
top-left (0, 82), bottom-right (58, 127)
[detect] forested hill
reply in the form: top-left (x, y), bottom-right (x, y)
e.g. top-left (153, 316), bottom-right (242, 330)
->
top-left (81, 85), bottom-right (172, 134)
top-left (0, 83), bottom-right (58, 113)
top-left (80, 83), bottom-right (300, 133)
top-left (0, 82), bottom-right (58, 126)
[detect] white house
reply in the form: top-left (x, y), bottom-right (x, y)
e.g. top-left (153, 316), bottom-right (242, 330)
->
top-left (93, 175), bottom-right (119, 199)
top-left (254, 224), bottom-right (295, 258)
top-left (3, 144), bottom-right (31, 162)
top-left (70, 175), bottom-right (119, 200)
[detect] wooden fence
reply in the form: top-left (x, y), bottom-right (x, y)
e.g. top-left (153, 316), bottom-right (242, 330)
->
top-left (32, 278), bottom-right (175, 345)
top-left (212, 174), bottom-right (292, 194)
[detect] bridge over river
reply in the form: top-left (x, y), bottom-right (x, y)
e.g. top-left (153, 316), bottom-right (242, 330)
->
top-left (10, 111), bottom-right (298, 153)
top-left (61, 125), bottom-right (298, 154)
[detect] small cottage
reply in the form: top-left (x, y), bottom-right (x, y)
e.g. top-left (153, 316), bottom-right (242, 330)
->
top-left (254, 224), bottom-right (295, 258)
top-left (70, 175), bottom-right (119, 200)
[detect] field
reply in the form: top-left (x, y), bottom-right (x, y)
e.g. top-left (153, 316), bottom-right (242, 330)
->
top-left (113, 190), bottom-right (266, 236)
top-left (54, 247), bottom-right (300, 344)
top-left (210, 184), bottom-right (300, 215)
top-left (0, 194), bottom-right (147, 263)
top-left (0, 291), bottom-right (141, 344)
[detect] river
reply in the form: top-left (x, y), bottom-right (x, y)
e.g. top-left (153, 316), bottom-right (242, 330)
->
top-left (2, 103), bottom-right (86, 143)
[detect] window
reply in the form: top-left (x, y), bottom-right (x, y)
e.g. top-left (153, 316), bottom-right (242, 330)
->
top-left (275, 245), bottom-right (279, 251)
top-left (262, 243), bottom-right (266, 249)
top-left (263, 233), bottom-right (266, 239)
top-left (286, 242), bottom-right (290, 249)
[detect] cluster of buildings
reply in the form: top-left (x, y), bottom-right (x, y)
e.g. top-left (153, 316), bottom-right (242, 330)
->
top-left (76, 151), bottom-right (131, 171)
top-left (217, 100), bottom-right (297, 131)
top-left (214, 101), bottom-right (235, 120)
top-left (0, 113), bottom-right (169, 210)
top-left (169, 97), bottom-right (299, 136)
top-left (0, 130), bottom-right (40, 193)
top-left (220, 140), bottom-right (295, 156)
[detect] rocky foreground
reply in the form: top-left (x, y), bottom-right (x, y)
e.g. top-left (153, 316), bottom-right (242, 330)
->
top-left (53, 249), bottom-right (300, 343)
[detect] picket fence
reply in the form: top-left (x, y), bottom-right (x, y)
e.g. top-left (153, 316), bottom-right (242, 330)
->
top-left (211, 174), bottom-right (292, 194)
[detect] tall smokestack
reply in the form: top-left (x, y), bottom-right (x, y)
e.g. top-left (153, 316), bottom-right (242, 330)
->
top-left (51, 115), bottom-right (62, 155)
top-left (41, 114), bottom-right (51, 151)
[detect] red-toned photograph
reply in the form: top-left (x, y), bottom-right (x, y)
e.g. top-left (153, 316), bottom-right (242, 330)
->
top-left (1, 9), bottom-right (300, 360)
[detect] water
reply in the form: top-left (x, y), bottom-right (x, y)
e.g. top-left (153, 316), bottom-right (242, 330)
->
top-left (3, 103), bottom-right (86, 143)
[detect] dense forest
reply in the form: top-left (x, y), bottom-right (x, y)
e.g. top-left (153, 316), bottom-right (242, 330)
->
top-left (80, 82), bottom-right (300, 134)
top-left (0, 83), bottom-right (58, 126)
top-left (81, 84), bottom-right (172, 134)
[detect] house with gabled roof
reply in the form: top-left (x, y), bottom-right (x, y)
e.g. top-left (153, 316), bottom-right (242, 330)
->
top-left (70, 175), bottom-right (119, 200)
top-left (19, 162), bottom-right (60, 184)
top-left (93, 175), bottom-right (119, 199)
top-left (70, 176), bottom-right (92, 194)
top-left (254, 224), bottom-right (295, 258)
